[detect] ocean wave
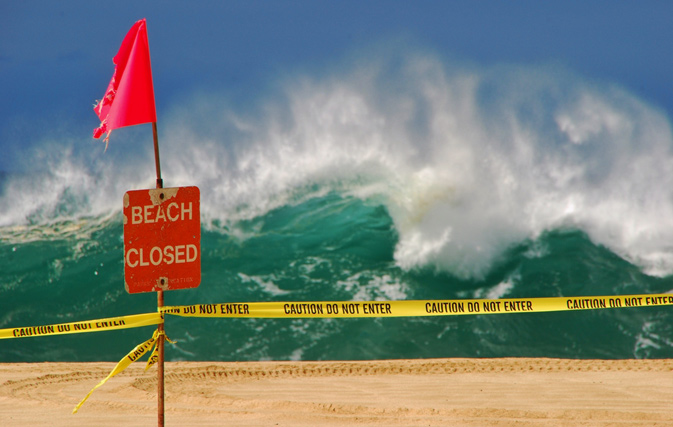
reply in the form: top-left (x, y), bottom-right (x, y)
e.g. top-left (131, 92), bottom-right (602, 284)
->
top-left (2, 49), bottom-right (673, 279)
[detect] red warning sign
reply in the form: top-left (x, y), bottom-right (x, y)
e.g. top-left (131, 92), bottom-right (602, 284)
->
top-left (123, 186), bottom-right (201, 293)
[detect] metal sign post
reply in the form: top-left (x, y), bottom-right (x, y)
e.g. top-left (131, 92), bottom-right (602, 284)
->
top-left (120, 122), bottom-right (202, 426)
top-left (153, 122), bottom-right (165, 427)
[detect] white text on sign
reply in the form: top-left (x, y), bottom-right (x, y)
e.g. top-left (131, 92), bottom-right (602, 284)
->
top-left (126, 245), bottom-right (198, 268)
top-left (123, 186), bottom-right (201, 293)
top-left (131, 202), bottom-right (194, 224)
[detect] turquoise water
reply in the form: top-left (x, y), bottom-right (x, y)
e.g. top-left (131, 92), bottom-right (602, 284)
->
top-left (2, 192), bottom-right (672, 362)
top-left (2, 54), bottom-right (673, 361)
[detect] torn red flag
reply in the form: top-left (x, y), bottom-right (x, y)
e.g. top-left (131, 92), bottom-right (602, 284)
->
top-left (93, 19), bottom-right (157, 143)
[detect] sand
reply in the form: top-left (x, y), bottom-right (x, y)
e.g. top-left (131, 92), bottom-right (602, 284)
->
top-left (1, 358), bottom-right (672, 426)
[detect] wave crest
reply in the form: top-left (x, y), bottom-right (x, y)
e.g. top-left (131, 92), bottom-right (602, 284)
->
top-left (3, 50), bottom-right (673, 278)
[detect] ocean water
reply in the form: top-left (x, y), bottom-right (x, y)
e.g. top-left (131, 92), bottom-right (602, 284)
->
top-left (2, 53), bottom-right (673, 362)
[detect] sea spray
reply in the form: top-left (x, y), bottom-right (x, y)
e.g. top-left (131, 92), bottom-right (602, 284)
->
top-left (159, 53), bottom-right (673, 278)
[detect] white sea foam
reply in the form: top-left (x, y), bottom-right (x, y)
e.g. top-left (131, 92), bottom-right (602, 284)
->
top-left (3, 49), bottom-right (673, 278)
top-left (238, 273), bottom-right (291, 296)
top-left (476, 274), bottom-right (518, 300)
top-left (350, 274), bottom-right (409, 301)
top-left (0, 139), bottom-right (151, 226)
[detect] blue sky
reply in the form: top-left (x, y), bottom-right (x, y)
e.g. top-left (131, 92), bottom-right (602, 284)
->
top-left (1, 1), bottom-right (672, 172)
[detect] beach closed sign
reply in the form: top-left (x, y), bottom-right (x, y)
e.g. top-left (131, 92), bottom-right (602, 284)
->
top-left (123, 186), bottom-right (201, 293)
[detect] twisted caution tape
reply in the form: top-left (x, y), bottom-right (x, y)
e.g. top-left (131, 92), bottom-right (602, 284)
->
top-left (0, 312), bottom-right (165, 412)
top-left (73, 328), bottom-right (166, 413)
top-left (0, 312), bottom-right (162, 340)
top-left (161, 293), bottom-right (673, 318)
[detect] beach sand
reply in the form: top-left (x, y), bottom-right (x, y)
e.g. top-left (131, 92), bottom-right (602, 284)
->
top-left (1, 358), bottom-right (672, 426)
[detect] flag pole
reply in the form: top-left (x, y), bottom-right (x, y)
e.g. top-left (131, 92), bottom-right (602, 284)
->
top-left (152, 121), bottom-right (165, 427)
top-left (93, 18), bottom-right (165, 426)
top-left (153, 122), bottom-right (163, 189)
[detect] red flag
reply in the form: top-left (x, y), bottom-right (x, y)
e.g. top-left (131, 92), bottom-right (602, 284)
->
top-left (94, 19), bottom-right (157, 143)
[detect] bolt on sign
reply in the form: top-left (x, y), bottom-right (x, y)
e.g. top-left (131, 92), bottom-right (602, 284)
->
top-left (123, 186), bottom-right (201, 293)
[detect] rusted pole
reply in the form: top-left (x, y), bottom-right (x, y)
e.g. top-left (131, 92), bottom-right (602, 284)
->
top-left (153, 122), bottom-right (163, 189)
top-left (153, 121), bottom-right (165, 427)
top-left (157, 290), bottom-right (165, 427)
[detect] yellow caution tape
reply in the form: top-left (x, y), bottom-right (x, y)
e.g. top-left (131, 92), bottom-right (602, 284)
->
top-left (2, 294), bottom-right (671, 342)
top-left (145, 338), bottom-right (160, 371)
top-left (0, 312), bottom-right (162, 340)
top-left (145, 332), bottom-right (175, 371)
top-left (162, 293), bottom-right (673, 318)
top-left (73, 328), bottom-right (163, 414)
